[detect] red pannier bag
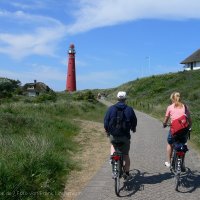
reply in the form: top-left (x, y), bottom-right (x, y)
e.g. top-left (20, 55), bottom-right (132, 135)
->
top-left (170, 114), bottom-right (189, 137)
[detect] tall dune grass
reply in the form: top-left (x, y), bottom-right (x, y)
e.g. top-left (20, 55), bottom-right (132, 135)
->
top-left (0, 93), bottom-right (107, 200)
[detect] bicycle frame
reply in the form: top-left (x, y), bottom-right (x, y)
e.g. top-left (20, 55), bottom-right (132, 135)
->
top-left (111, 143), bottom-right (125, 196)
top-left (163, 126), bottom-right (191, 191)
top-left (171, 142), bottom-right (188, 191)
top-left (111, 151), bottom-right (124, 179)
top-left (171, 148), bottom-right (185, 172)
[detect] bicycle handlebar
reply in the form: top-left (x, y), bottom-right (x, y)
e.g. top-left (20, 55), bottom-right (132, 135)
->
top-left (162, 122), bottom-right (192, 140)
top-left (162, 123), bottom-right (170, 128)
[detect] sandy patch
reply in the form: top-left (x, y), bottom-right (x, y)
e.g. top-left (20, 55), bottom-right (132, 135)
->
top-left (61, 119), bottom-right (110, 200)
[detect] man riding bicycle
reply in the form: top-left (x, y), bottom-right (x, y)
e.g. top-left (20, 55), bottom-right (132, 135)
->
top-left (104, 91), bottom-right (137, 177)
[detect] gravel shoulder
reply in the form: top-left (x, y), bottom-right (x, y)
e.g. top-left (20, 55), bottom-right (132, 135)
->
top-left (62, 119), bottom-right (110, 200)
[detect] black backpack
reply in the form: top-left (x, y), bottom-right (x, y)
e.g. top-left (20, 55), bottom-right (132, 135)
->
top-left (108, 106), bottom-right (130, 136)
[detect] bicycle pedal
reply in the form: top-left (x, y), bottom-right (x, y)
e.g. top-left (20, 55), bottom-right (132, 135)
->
top-left (122, 174), bottom-right (127, 179)
top-left (181, 167), bottom-right (186, 172)
top-left (112, 173), bottom-right (117, 179)
top-left (123, 173), bottom-right (130, 180)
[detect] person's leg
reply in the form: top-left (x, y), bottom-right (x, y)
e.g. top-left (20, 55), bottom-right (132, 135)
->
top-left (109, 136), bottom-right (116, 164)
top-left (121, 138), bottom-right (130, 174)
top-left (180, 136), bottom-right (188, 171)
top-left (165, 132), bottom-right (173, 167)
top-left (124, 154), bottom-right (130, 172)
top-left (167, 143), bottom-right (173, 163)
top-left (110, 144), bottom-right (115, 155)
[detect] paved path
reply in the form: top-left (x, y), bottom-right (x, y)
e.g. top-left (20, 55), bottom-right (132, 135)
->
top-left (76, 100), bottom-right (200, 200)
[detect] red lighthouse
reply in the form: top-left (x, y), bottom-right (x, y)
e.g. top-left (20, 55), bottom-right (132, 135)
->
top-left (66, 44), bottom-right (76, 91)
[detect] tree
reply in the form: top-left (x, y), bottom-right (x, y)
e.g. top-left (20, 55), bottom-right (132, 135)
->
top-left (0, 78), bottom-right (21, 98)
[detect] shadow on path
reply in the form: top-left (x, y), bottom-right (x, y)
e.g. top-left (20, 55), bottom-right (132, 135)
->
top-left (118, 168), bottom-right (200, 197)
top-left (177, 168), bottom-right (200, 193)
top-left (119, 169), bottom-right (172, 197)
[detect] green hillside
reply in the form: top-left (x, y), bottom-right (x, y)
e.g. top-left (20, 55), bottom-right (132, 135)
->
top-left (106, 70), bottom-right (200, 147)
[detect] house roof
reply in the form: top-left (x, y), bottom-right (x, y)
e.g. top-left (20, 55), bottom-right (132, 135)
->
top-left (180, 49), bottom-right (200, 64)
top-left (23, 82), bottom-right (51, 92)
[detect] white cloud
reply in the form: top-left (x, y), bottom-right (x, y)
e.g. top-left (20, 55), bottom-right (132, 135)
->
top-left (77, 68), bottom-right (133, 88)
top-left (0, 28), bottom-right (66, 59)
top-left (29, 64), bottom-right (66, 81)
top-left (69, 0), bottom-right (200, 33)
top-left (0, 10), bottom-right (67, 59)
top-left (1, 0), bottom-right (200, 59)
top-left (0, 10), bottom-right (62, 26)
top-left (0, 64), bottom-right (65, 84)
top-left (10, 1), bottom-right (45, 10)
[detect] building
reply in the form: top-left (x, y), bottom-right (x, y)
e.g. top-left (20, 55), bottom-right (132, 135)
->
top-left (180, 49), bottom-right (200, 71)
top-left (66, 44), bottom-right (76, 92)
top-left (23, 80), bottom-right (51, 97)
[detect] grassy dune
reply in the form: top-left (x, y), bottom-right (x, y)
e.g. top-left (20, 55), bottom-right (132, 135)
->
top-left (0, 93), bottom-right (107, 200)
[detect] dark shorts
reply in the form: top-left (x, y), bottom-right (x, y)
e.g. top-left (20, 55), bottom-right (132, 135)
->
top-left (109, 135), bottom-right (130, 155)
top-left (167, 131), bottom-right (187, 145)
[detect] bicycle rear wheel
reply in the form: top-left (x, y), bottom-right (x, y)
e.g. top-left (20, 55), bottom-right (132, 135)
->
top-left (174, 156), bottom-right (182, 191)
top-left (174, 174), bottom-right (180, 191)
top-left (114, 160), bottom-right (122, 196)
top-left (115, 176), bottom-right (120, 196)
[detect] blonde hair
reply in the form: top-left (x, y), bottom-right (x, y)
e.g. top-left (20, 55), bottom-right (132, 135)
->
top-left (170, 92), bottom-right (183, 107)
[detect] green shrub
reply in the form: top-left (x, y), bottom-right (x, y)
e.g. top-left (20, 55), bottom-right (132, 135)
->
top-left (34, 91), bottom-right (57, 103)
top-left (0, 78), bottom-right (21, 98)
top-left (73, 91), bottom-right (97, 102)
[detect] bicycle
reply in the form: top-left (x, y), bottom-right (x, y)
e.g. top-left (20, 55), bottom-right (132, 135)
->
top-left (110, 141), bottom-right (126, 196)
top-left (170, 129), bottom-right (190, 191)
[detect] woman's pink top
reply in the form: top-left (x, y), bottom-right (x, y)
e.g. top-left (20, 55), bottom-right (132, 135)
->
top-left (165, 103), bottom-right (186, 122)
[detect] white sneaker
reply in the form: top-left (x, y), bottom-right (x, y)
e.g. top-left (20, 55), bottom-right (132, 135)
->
top-left (165, 162), bottom-right (171, 168)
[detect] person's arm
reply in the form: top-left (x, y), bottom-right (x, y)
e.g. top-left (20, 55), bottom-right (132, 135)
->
top-left (188, 116), bottom-right (192, 128)
top-left (129, 108), bottom-right (137, 132)
top-left (163, 106), bottom-right (170, 128)
top-left (185, 105), bottom-right (192, 127)
top-left (163, 116), bottom-right (169, 128)
top-left (104, 107), bottom-right (111, 133)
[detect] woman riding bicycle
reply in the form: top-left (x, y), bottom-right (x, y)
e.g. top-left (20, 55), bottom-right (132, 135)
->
top-left (163, 92), bottom-right (192, 168)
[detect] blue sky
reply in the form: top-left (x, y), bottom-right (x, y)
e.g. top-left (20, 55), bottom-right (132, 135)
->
top-left (0, 0), bottom-right (200, 91)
